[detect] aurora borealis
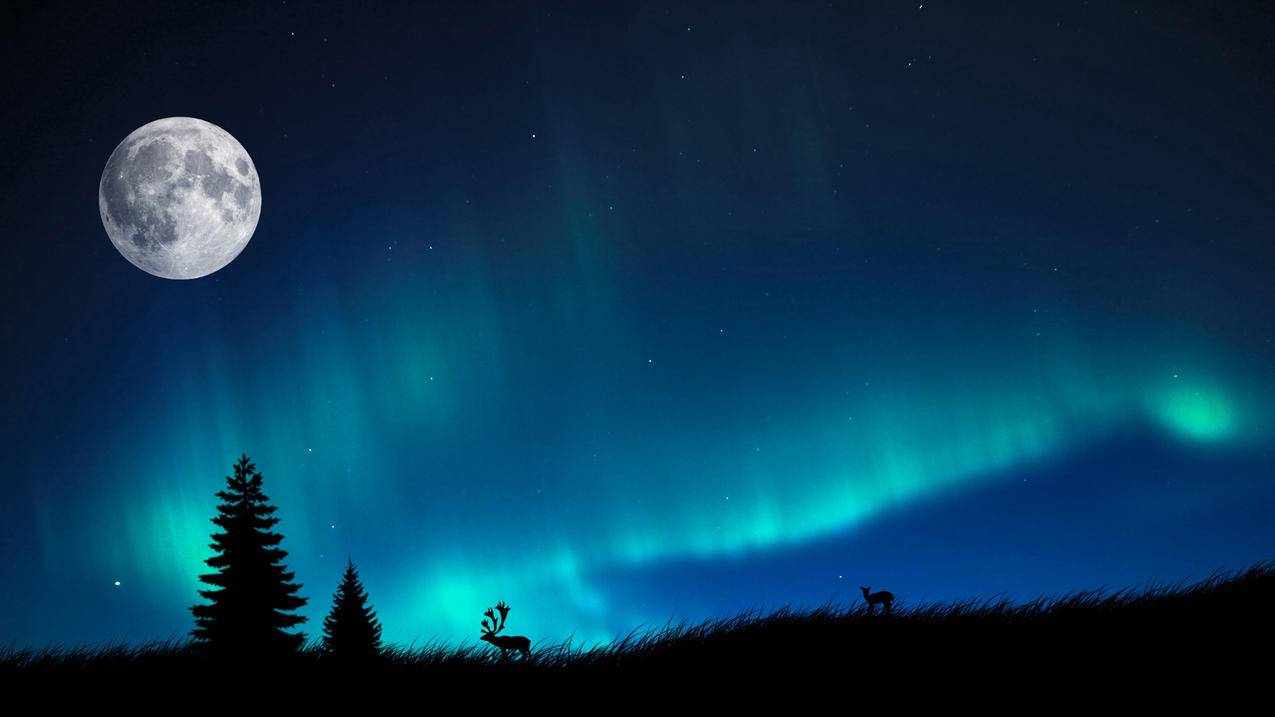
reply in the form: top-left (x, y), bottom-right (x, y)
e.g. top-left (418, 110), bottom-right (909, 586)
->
top-left (3, 2), bottom-right (1274, 648)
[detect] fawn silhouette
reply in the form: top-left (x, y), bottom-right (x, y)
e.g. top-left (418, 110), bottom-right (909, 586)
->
top-left (480, 601), bottom-right (532, 659)
top-left (861, 586), bottom-right (895, 615)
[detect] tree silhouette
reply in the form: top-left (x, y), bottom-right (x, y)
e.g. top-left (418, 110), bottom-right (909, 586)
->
top-left (321, 556), bottom-right (384, 660)
top-left (190, 453), bottom-right (308, 655)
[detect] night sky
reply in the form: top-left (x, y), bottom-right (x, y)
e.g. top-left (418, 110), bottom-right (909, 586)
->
top-left (3, 1), bottom-right (1274, 649)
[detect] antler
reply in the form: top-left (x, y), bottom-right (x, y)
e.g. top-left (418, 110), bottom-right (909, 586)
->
top-left (479, 601), bottom-right (513, 637)
top-left (494, 601), bottom-right (510, 633)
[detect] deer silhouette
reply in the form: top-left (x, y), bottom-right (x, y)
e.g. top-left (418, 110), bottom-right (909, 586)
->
top-left (480, 601), bottom-right (532, 659)
top-left (861, 586), bottom-right (894, 615)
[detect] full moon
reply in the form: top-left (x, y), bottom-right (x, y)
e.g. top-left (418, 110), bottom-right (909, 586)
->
top-left (99, 117), bottom-right (261, 279)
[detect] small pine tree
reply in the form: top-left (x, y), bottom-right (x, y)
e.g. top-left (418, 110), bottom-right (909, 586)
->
top-left (322, 556), bottom-right (384, 660)
top-left (190, 453), bottom-right (308, 655)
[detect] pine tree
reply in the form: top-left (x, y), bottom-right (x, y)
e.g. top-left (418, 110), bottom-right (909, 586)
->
top-left (190, 453), bottom-right (308, 655)
top-left (322, 556), bottom-right (384, 660)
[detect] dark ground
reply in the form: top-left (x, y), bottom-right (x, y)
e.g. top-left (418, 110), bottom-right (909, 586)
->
top-left (4, 561), bottom-right (1270, 698)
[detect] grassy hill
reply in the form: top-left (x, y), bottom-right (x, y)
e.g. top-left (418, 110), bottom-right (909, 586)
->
top-left (5, 561), bottom-right (1272, 689)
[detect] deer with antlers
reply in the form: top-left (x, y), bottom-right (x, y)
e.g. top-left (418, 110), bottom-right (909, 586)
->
top-left (480, 601), bottom-right (532, 659)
